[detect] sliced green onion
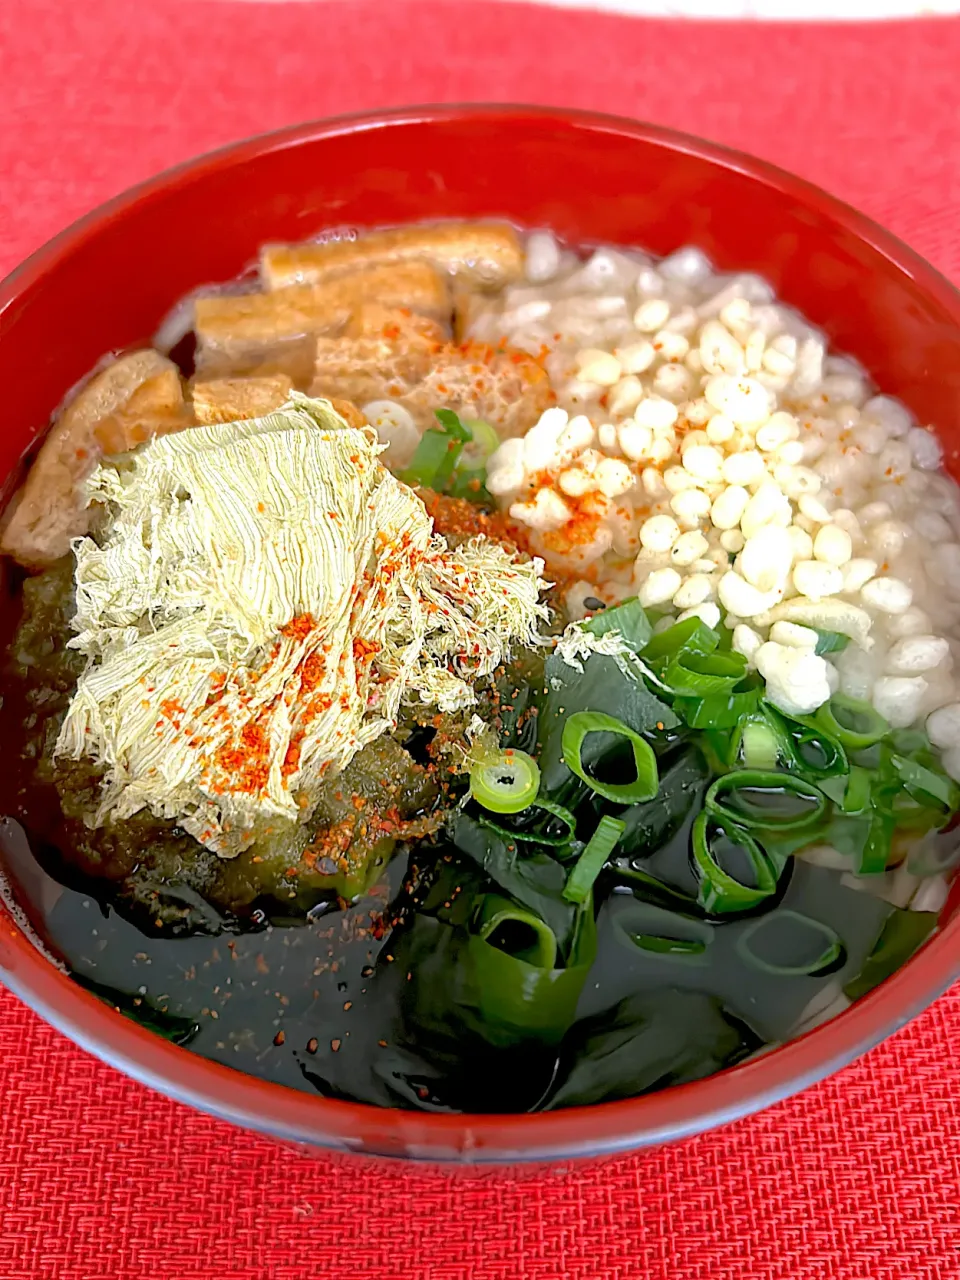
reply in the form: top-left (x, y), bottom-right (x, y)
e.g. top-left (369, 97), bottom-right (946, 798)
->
top-left (469, 748), bottom-right (541, 814)
top-left (447, 470), bottom-right (492, 502)
top-left (892, 755), bottom-right (959, 811)
top-left (399, 429), bottom-right (458, 489)
top-left (817, 775), bottom-right (847, 806)
top-left (561, 711), bottom-right (659, 803)
top-left (778, 715), bottom-right (849, 780)
top-left (456, 417), bottom-right (500, 469)
top-left (433, 407), bottom-right (472, 441)
top-left (888, 793), bottom-right (945, 836)
top-left (478, 799), bottom-right (577, 848)
top-left (841, 765), bottom-right (873, 815)
top-left (890, 729), bottom-right (929, 757)
top-left (563, 815), bottom-right (625, 903)
top-left (581, 596), bottom-right (651, 651)
top-left (726, 707), bottom-right (788, 770)
top-left (740, 719), bottom-right (781, 771)
top-left (858, 811), bottom-right (895, 874)
top-left (691, 812), bottom-right (779, 914)
top-left (814, 694), bottom-right (888, 751)
top-left (736, 910), bottom-right (844, 976)
top-left (476, 896), bottom-right (558, 970)
top-left (400, 410), bottom-right (477, 492)
top-left (814, 630), bottom-right (850, 656)
top-left (663, 649), bottom-right (747, 697)
top-left (607, 864), bottom-right (702, 912)
top-left (829, 798), bottom-right (897, 874)
top-left (675, 685), bottom-right (763, 729)
top-left (706, 770), bottom-right (827, 832)
top-left (531, 799), bottom-right (579, 837)
top-left (641, 617), bottom-right (719, 662)
top-left (698, 730), bottom-right (736, 775)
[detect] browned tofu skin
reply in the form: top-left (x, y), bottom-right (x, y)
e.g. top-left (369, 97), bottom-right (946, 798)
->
top-left (261, 223), bottom-right (524, 292)
top-left (344, 304), bottom-right (446, 345)
top-left (312, 336), bottom-right (436, 410)
top-left (453, 288), bottom-right (494, 344)
top-left (193, 262), bottom-right (451, 385)
top-left (191, 375), bottom-right (294, 424)
top-left (311, 307), bottom-right (444, 410)
top-left (1, 351), bottom-right (188, 566)
top-left (311, 339), bottom-right (553, 438)
top-left (191, 375), bottom-right (365, 431)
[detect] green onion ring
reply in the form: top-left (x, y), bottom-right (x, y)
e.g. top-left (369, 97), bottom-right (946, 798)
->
top-left (736, 909), bottom-right (844, 976)
top-left (691, 812), bottom-right (779, 914)
top-left (814, 694), bottom-right (889, 751)
top-left (841, 765), bottom-right (873, 815)
top-left (663, 649), bottom-right (747, 697)
top-left (858, 810), bottom-right (896, 875)
top-left (613, 900), bottom-right (712, 961)
top-left (469, 748), bottom-right (541, 814)
top-left (740, 718), bottom-right (782, 771)
top-left (706, 770), bottom-right (827, 832)
top-left (561, 711), bottom-right (659, 803)
top-left (892, 755), bottom-right (959, 811)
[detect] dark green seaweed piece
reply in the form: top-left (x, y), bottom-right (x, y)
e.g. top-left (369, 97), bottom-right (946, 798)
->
top-left (449, 814), bottom-right (580, 951)
top-left (74, 975), bottom-right (201, 1046)
top-left (844, 909), bottom-right (939, 1001)
top-left (613, 749), bottom-right (711, 859)
top-left (612, 900), bottom-right (713, 964)
top-left (545, 989), bottom-right (760, 1108)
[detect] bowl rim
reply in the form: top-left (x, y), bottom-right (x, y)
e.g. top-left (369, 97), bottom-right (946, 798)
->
top-left (2, 102), bottom-right (960, 1164)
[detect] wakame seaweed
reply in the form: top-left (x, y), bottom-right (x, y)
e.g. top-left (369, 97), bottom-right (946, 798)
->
top-left (1, 571), bottom-right (955, 1116)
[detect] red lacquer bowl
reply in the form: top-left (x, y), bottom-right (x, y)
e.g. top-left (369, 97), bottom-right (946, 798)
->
top-left (2, 106), bottom-right (959, 1165)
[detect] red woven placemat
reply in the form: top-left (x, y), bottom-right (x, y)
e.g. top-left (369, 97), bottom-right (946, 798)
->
top-left (3, 3), bottom-right (960, 1277)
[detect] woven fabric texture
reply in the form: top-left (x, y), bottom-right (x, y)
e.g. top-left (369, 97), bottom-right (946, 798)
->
top-left (2, 4), bottom-right (960, 1278)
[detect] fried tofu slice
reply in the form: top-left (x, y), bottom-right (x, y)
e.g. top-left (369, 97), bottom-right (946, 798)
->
top-left (312, 336), bottom-right (436, 411)
top-left (453, 287), bottom-right (495, 343)
top-left (261, 222), bottom-right (523, 292)
top-left (191, 375), bottom-right (365, 431)
top-left (329, 307), bottom-right (449, 400)
top-left (311, 339), bottom-right (552, 438)
top-left (191, 375), bottom-right (295, 424)
top-left (1, 351), bottom-right (188, 566)
top-left (193, 263), bottom-right (451, 384)
top-left (310, 306), bottom-right (445, 410)
top-left (344, 304), bottom-right (446, 344)
top-left (403, 343), bottom-right (553, 437)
